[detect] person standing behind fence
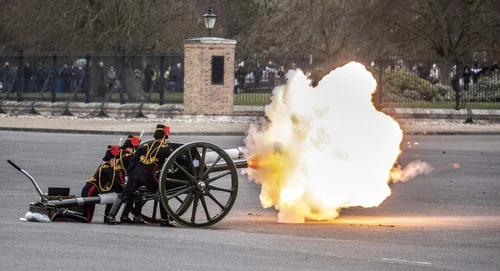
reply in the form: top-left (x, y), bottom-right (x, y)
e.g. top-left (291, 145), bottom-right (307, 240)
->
top-left (154, 65), bottom-right (160, 90)
top-left (76, 66), bottom-right (85, 91)
top-left (2, 62), bottom-right (12, 92)
top-left (143, 64), bottom-right (154, 92)
top-left (107, 66), bottom-right (117, 92)
top-left (236, 62), bottom-right (247, 91)
top-left (164, 66), bottom-right (172, 91)
top-left (253, 64), bottom-right (263, 89)
top-left (36, 67), bottom-right (45, 92)
top-left (471, 60), bottom-right (482, 85)
top-left (416, 62), bottom-right (426, 79)
top-left (277, 65), bottom-right (286, 85)
top-left (23, 63), bottom-right (33, 93)
top-left (69, 65), bottom-right (77, 91)
top-left (450, 65), bottom-right (459, 91)
top-left (428, 63), bottom-right (439, 85)
top-left (173, 63), bottom-right (184, 92)
top-left (60, 64), bottom-right (71, 93)
top-left (266, 61), bottom-right (277, 91)
top-left (13, 66), bottom-right (20, 94)
top-left (463, 66), bottom-right (471, 91)
top-left (96, 62), bottom-right (106, 96)
top-left (450, 65), bottom-right (460, 109)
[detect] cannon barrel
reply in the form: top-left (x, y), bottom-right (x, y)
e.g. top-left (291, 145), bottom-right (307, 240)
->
top-left (204, 147), bottom-right (249, 172)
top-left (43, 193), bottom-right (118, 209)
top-left (210, 158), bottom-right (249, 172)
top-left (204, 147), bottom-right (244, 161)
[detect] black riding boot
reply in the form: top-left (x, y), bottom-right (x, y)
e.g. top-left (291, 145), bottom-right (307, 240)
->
top-left (106, 197), bottom-right (124, 225)
top-left (119, 201), bottom-right (134, 224)
top-left (133, 202), bottom-right (147, 224)
top-left (104, 204), bottom-right (112, 223)
top-left (104, 204), bottom-right (112, 216)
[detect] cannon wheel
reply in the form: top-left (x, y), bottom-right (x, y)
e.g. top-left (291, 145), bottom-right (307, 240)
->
top-left (139, 198), bottom-right (163, 223)
top-left (159, 141), bottom-right (239, 227)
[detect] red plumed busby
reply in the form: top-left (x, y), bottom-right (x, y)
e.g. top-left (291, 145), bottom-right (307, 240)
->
top-left (121, 135), bottom-right (141, 151)
top-left (154, 124), bottom-right (170, 139)
top-left (103, 145), bottom-right (120, 161)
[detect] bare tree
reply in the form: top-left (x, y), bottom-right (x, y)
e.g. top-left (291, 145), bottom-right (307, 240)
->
top-left (379, 0), bottom-right (488, 58)
top-left (1, 0), bottom-right (499, 63)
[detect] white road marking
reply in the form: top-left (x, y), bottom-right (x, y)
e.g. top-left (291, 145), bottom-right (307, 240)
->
top-left (381, 258), bottom-right (432, 265)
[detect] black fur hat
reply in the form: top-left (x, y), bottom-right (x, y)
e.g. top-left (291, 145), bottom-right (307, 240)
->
top-left (153, 124), bottom-right (170, 139)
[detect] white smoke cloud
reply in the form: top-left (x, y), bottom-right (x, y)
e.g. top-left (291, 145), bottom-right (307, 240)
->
top-left (243, 62), bottom-right (433, 223)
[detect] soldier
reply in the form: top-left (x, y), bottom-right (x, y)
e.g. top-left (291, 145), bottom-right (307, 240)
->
top-left (115, 134), bottom-right (141, 224)
top-left (107, 124), bottom-right (176, 227)
top-left (80, 145), bottom-right (124, 223)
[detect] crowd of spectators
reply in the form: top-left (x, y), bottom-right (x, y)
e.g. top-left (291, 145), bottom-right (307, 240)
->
top-left (234, 61), bottom-right (310, 93)
top-left (2, 57), bottom-right (499, 96)
top-left (0, 59), bottom-right (185, 96)
top-left (390, 59), bottom-right (499, 90)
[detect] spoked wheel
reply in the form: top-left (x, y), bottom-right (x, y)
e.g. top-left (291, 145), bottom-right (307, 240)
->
top-left (139, 198), bottom-right (162, 223)
top-left (159, 141), bottom-right (239, 227)
top-left (128, 195), bottom-right (163, 223)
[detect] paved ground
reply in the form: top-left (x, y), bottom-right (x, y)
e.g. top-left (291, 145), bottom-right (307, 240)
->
top-left (1, 114), bottom-right (500, 135)
top-left (0, 132), bottom-right (499, 271)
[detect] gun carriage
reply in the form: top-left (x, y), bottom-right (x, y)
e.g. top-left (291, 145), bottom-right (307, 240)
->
top-left (9, 140), bottom-right (250, 227)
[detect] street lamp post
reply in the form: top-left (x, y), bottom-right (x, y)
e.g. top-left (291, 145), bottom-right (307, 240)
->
top-left (203, 7), bottom-right (217, 37)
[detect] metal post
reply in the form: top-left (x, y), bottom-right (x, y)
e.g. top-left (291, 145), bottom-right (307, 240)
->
top-left (168, 52), bottom-right (173, 93)
top-left (377, 59), bottom-right (384, 109)
top-left (18, 49), bottom-right (24, 102)
top-left (454, 58), bottom-right (462, 111)
top-left (85, 54), bottom-right (90, 103)
top-left (159, 53), bottom-right (165, 105)
top-left (119, 48), bottom-right (126, 105)
top-left (52, 54), bottom-right (57, 103)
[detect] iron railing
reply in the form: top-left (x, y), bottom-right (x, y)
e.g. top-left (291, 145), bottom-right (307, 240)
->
top-left (233, 56), bottom-right (500, 110)
top-left (0, 51), bottom-right (184, 106)
top-left (1, 52), bottom-right (499, 110)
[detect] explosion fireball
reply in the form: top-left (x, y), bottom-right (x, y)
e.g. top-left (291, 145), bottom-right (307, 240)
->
top-left (243, 62), bottom-right (432, 223)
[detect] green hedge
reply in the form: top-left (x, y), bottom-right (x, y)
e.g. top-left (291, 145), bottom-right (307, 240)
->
top-left (382, 70), bottom-right (437, 101)
top-left (470, 75), bottom-right (500, 102)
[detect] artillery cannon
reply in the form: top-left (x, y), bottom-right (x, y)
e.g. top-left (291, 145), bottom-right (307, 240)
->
top-left (9, 140), bottom-right (252, 227)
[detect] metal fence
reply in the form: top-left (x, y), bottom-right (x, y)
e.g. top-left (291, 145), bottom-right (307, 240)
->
top-left (233, 56), bottom-right (500, 109)
top-left (1, 51), bottom-right (499, 110)
top-left (0, 51), bottom-right (184, 106)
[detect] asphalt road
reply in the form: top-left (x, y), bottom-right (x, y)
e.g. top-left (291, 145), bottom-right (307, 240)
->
top-left (0, 131), bottom-right (499, 271)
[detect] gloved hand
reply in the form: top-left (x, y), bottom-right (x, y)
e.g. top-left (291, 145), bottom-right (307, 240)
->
top-left (193, 159), bottom-right (199, 167)
top-left (125, 176), bottom-right (129, 184)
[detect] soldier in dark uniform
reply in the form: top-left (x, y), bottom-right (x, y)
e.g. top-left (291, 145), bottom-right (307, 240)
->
top-left (115, 134), bottom-right (141, 224)
top-left (107, 124), bottom-right (175, 226)
top-left (79, 145), bottom-right (124, 223)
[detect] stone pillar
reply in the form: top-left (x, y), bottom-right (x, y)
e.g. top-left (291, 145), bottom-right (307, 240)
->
top-left (183, 37), bottom-right (236, 115)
